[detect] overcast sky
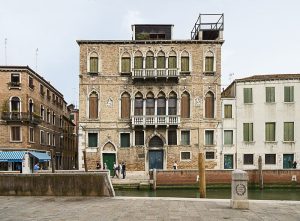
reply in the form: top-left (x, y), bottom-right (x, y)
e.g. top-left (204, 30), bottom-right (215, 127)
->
top-left (1, 0), bottom-right (300, 105)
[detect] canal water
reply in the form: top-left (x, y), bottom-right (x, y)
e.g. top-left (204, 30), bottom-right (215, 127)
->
top-left (116, 188), bottom-right (300, 201)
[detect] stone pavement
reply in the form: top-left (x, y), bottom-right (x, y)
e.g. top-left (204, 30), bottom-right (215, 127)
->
top-left (1, 196), bottom-right (300, 221)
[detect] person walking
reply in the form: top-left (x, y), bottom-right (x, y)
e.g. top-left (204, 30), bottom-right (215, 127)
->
top-left (33, 163), bottom-right (40, 173)
top-left (113, 162), bottom-right (119, 178)
top-left (122, 161), bottom-right (126, 179)
top-left (293, 161), bottom-right (297, 169)
top-left (173, 161), bottom-right (178, 170)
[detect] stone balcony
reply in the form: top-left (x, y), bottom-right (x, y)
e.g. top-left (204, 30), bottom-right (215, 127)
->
top-left (132, 68), bottom-right (179, 80)
top-left (132, 115), bottom-right (180, 127)
top-left (1, 112), bottom-right (41, 125)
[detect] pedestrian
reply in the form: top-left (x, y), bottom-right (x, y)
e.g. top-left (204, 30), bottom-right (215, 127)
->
top-left (33, 163), bottom-right (40, 173)
top-left (96, 162), bottom-right (101, 170)
top-left (293, 161), bottom-right (297, 169)
top-left (122, 161), bottom-right (126, 179)
top-left (173, 161), bottom-right (178, 170)
top-left (113, 162), bottom-right (119, 178)
top-left (103, 162), bottom-right (107, 170)
top-left (118, 162), bottom-right (122, 178)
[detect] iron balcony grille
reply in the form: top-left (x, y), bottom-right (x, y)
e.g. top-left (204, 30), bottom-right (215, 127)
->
top-left (1, 112), bottom-right (41, 125)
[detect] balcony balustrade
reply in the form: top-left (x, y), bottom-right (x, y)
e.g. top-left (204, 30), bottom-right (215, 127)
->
top-left (132, 115), bottom-right (180, 126)
top-left (132, 68), bottom-right (179, 79)
top-left (1, 112), bottom-right (41, 125)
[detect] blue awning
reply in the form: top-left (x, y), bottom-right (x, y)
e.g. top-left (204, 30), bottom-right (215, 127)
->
top-left (29, 151), bottom-right (51, 162)
top-left (0, 151), bottom-right (26, 162)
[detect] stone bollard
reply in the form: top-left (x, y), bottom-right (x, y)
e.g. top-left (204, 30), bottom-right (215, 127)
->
top-left (230, 169), bottom-right (249, 209)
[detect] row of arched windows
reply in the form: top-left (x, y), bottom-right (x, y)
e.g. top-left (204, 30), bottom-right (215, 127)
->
top-left (88, 50), bottom-right (215, 74)
top-left (88, 91), bottom-right (215, 119)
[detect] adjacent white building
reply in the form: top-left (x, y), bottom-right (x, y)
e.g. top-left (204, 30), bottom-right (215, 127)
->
top-left (222, 74), bottom-right (300, 170)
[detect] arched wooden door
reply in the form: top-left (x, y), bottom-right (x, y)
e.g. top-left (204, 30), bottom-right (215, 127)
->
top-left (148, 136), bottom-right (164, 170)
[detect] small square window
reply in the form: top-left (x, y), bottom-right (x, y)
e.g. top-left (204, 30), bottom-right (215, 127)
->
top-left (243, 154), bottom-right (253, 165)
top-left (181, 152), bottom-right (191, 161)
top-left (206, 152), bottom-right (215, 160)
top-left (120, 133), bottom-right (130, 147)
top-left (265, 154), bottom-right (276, 165)
top-left (10, 73), bottom-right (20, 87)
top-left (88, 133), bottom-right (98, 148)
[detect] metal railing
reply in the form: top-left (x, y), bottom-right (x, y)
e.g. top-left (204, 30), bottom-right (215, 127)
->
top-left (1, 112), bottom-right (41, 124)
top-left (132, 68), bottom-right (179, 78)
top-left (132, 115), bottom-right (180, 126)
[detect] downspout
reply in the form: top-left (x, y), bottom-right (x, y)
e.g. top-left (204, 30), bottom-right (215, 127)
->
top-left (234, 83), bottom-right (238, 169)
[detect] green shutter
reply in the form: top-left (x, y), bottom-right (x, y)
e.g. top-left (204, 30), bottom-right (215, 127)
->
top-left (266, 87), bottom-right (275, 103)
top-left (205, 57), bottom-right (214, 72)
top-left (168, 56), bottom-right (177, 69)
top-left (121, 134), bottom-right (130, 147)
top-left (224, 130), bottom-right (233, 145)
top-left (88, 133), bottom-right (97, 147)
top-left (249, 123), bottom-right (253, 141)
top-left (244, 88), bottom-right (252, 103)
top-left (224, 105), bottom-right (232, 118)
top-left (284, 86), bottom-right (294, 102)
top-left (90, 57), bottom-right (98, 73)
top-left (284, 122), bottom-right (294, 141)
top-left (157, 56), bottom-right (165, 68)
top-left (121, 58), bottom-right (131, 73)
top-left (266, 123), bottom-right (275, 141)
top-left (181, 57), bottom-right (189, 72)
top-left (134, 57), bottom-right (143, 69)
top-left (243, 123), bottom-right (249, 141)
top-left (146, 56), bottom-right (154, 68)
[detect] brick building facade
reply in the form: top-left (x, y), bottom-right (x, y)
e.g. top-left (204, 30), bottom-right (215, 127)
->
top-left (77, 15), bottom-right (224, 173)
top-left (0, 66), bottom-right (77, 172)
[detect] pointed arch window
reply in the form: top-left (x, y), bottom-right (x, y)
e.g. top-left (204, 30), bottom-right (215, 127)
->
top-left (11, 97), bottom-right (20, 112)
top-left (157, 92), bottom-right (166, 115)
top-left (181, 51), bottom-right (189, 72)
top-left (168, 51), bottom-right (177, 69)
top-left (134, 51), bottom-right (143, 69)
top-left (205, 92), bottom-right (214, 118)
top-left (89, 52), bottom-right (98, 73)
top-left (146, 51), bottom-right (154, 69)
top-left (168, 92), bottom-right (177, 115)
top-left (181, 92), bottom-right (190, 118)
top-left (89, 92), bottom-right (98, 119)
top-left (134, 92), bottom-right (143, 116)
top-left (121, 92), bottom-right (131, 119)
top-left (205, 51), bottom-right (214, 72)
top-left (121, 52), bottom-right (131, 73)
top-left (146, 92), bottom-right (155, 115)
top-left (157, 51), bottom-right (165, 69)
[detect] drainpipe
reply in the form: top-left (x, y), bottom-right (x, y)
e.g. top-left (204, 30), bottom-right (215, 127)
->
top-left (220, 99), bottom-right (224, 169)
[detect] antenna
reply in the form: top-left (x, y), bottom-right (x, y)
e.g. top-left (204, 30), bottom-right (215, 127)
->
top-left (229, 73), bottom-right (234, 82)
top-left (35, 48), bottom-right (39, 71)
top-left (4, 38), bottom-right (7, 65)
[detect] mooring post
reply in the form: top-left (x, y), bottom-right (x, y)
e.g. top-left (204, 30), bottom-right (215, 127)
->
top-left (198, 152), bottom-right (206, 198)
top-left (258, 155), bottom-right (263, 190)
top-left (83, 150), bottom-right (88, 172)
top-left (153, 169), bottom-right (157, 190)
top-left (50, 149), bottom-right (55, 173)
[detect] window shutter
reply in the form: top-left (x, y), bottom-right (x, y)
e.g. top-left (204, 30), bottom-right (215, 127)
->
top-left (90, 57), bottom-right (98, 73)
top-left (205, 93), bottom-right (214, 118)
top-left (224, 105), bottom-right (232, 118)
top-left (89, 94), bottom-right (98, 119)
top-left (181, 93), bottom-right (190, 118)
top-left (168, 56), bottom-right (177, 69)
top-left (181, 57), bottom-right (189, 72)
top-left (146, 56), bottom-right (154, 68)
top-left (157, 56), bottom-right (165, 68)
top-left (121, 93), bottom-right (131, 119)
top-left (205, 57), bottom-right (214, 72)
top-left (121, 58), bottom-right (131, 73)
top-left (134, 57), bottom-right (143, 69)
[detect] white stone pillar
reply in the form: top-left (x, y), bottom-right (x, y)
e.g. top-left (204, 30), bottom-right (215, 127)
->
top-left (143, 99), bottom-right (146, 116)
top-left (22, 153), bottom-right (31, 174)
top-left (230, 169), bottom-right (249, 209)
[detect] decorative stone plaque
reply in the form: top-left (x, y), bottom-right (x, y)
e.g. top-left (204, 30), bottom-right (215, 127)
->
top-left (235, 184), bottom-right (246, 196)
top-left (194, 97), bottom-right (201, 107)
top-left (107, 98), bottom-right (113, 108)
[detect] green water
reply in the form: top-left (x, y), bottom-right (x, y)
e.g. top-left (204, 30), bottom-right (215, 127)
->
top-left (116, 188), bottom-right (300, 201)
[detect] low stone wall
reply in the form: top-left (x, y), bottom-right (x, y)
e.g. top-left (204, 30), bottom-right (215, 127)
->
top-left (152, 169), bottom-right (300, 186)
top-left (0, 172), bottom-right (115, 196)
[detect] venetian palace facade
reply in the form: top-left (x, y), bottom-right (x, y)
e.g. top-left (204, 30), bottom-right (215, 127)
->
top-left (78, 15), bottom-right (224, 173)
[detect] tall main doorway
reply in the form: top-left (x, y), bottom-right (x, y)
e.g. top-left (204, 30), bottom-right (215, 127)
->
top-left (103, 153), bottom-right (116, 175)
top-left (148, 136), bottom-right (164, 170)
